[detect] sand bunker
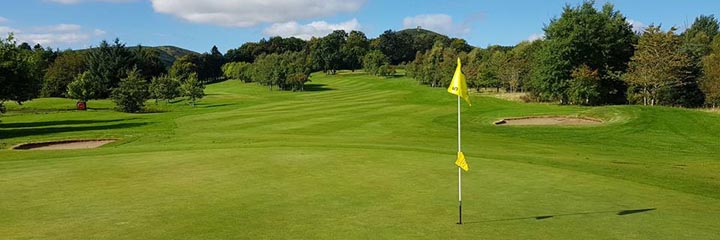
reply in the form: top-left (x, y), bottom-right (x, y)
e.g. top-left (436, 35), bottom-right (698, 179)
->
top-left (494, 117), bottom-right (602, 126)
top-left (12, 139), bottom-right (116, 150)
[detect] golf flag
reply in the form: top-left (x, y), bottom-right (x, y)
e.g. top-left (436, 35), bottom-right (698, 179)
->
top-left (455, 151), bottom-right (469, 171)
top-left (447, 58), bottom-right (471, 106)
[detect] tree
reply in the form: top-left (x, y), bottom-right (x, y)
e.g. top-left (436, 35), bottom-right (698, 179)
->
top-left (85, 39), bottom-right (136, 97)
top-left (342, 30), bottom-right (369, 71)
top-left (683, 15), bottom-right (719, 45)
top-left (222, 62), bottom-right (253, 82)
top-left (0, 34), bottom-right (40, 113)
top-left (169, 54), bottom-right (201, 81)
top-left (42, 51), bottom-right (86, 97)
top-left (133, 45), bottom-right (166, 79)
top-left (315, 30), bottom-right (347, 74)
top-left (375, 30), bottom-right (414, 64)
top-left (623, 26), bottom-right (694, 106)
top-left (149, 75), bottom-right (180, 103)
top-left (111, 68), bottom-right (150, 113)
top-left (363, 50), bottom-right (390, 76)
top-left (181, 73), bottom-right (205, 106)
top-left (568, 65), bottom-right (602, 105)
top-left (530, 1), bottom-right (636, 104)
top-left (66, 71), bottom-right (102, 109)
top-left (702, 35), bottom-right (720, 108)
top-left (200, 45), bottom-right (225, 81)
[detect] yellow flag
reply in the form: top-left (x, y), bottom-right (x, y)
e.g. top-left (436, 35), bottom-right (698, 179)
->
top-left (447, 58), bottom-right (471, 106)
top-left (455, 152), bottom-right (469, 171)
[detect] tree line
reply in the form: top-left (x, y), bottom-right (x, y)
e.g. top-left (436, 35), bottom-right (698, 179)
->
top-left (1, 37), bottom-right (208, 113)
top-left (407, 1), bottom-right (720, 108)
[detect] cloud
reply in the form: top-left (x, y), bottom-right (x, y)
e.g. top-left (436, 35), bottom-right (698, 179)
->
top-left (402, 14), bottom-right (469, 36)
top-left (0, 23), bottom-right (105, 48)
top-left (528, 33), bottom-right (544, 42)
top-left (0, 16), bottom-right (7, 23)
top-left (263, 19), bottom-right (360, 40)
top-left (627, 19), bottom-right (646, 33)
top-left (149, 0), bottom-right (365, 27)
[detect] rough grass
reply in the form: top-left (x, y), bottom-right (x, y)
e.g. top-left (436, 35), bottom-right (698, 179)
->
top-left (1, 73), bottom-right (719, 239)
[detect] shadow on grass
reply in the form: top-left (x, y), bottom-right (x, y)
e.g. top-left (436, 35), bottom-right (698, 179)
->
top-left (464, 208), bottom-right (656, 224)
top-left (0, 119), bottom-right (133, 129)
top-left (303, 84), bottom-right (334, 92)
top-left (0, 122), bottom-right (149, 139)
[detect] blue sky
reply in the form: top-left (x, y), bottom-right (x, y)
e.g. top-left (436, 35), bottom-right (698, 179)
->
top-left (0, 0), bottom-right (717, 53)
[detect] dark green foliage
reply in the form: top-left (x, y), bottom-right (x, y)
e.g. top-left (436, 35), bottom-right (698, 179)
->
top-left (530, 1), bottom-right (636, 104)
top-left (42, 51), bottom-right (86, 97)
top-left (374, 30), bottom-right (415, 65)
top-left (181, 73), bottom-right (205, 106)
top-left (315, 30), bottom-right (347, 74)
top-left (133, 45), bottom-right (167, 79)
top-left (251, 51), bottom-right (311, 91)
top-left (111, 68), bottom-right (150, 113)
top-left (149, 75), bottom-right (180, 103)
top-left (66, 71), bottom-right (103, 105)
top-left (201, 45), bottom-right (225, 81)
top-left (225, 36), bottom-right (306, 63)
top-left (342, 30), bottom-right (369, 71)
top-left (0, 34), bottom-right (41, 112)
top-left (85, 39), bottom-right (137, 97)
top-left (408, 42), bottom-right (458, 87)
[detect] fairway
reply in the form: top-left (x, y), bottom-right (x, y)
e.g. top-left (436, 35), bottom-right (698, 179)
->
top-left (1, 73), bottom-right (719, 239)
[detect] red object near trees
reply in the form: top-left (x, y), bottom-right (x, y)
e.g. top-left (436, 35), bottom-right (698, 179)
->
top-left (76, 101), bottom-right (87, 110)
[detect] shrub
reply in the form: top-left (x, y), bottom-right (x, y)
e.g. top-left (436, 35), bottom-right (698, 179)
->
top-left (111, 69), bottom-right (150, 113)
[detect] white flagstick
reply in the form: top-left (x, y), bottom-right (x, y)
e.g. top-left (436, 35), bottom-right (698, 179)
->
top-left (457, 95), bottom-right (463, 225)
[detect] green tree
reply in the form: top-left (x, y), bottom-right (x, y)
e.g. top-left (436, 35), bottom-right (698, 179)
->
top-left (85, 39), bottom-right (136, 97)
top-left (316, 30), bottom-right (347, 74)
top-left (111, 68), bottom-right (150, 113)
top-left (66, 71), bottom-right (103, 109)
top-left (363, 50), bottom-right (390, 76)
top-left (702, 36), bottom-right (720, 108)
top-left (133, 45), bottom-right (166, 79)
top-left (530, 1), bottom-right (636, 104)
top-left (568, 65), bottom-right (602, 105)
top-left (169, 54), bottom-right (201, 81)
top-left (149, 75), bottom-right (180, 103)
top-left (0, 34), bottom-right (40, 113)
top-left (342, 30), bottom-right (369, 71)
top-left (181, 73), bottom-right (205, 106)
top-left (623, 26), bottom-right (694, 106)
top-left (375, 30), bottom-right (414, 65)
top-left (42, 51), bottom-right (86, 97)
top-left (222, 62), bottom-right (253, 82)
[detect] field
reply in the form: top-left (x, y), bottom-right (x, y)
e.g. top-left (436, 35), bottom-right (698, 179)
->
top-left (1, 72), bottom-right (719, 239)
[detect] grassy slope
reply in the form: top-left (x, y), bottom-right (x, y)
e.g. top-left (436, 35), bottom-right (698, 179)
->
top-left (1, 72), bottom-right (719, 239)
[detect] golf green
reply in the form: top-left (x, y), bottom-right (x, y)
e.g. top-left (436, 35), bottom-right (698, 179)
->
top-left (1, 72), bottom-right (719, 239)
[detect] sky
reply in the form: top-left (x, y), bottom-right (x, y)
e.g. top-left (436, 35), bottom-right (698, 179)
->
top-left (0, 0), bottom-right (718, 53)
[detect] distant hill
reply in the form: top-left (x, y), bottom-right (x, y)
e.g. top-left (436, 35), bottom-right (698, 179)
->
top-left (128, 46), bottom-right (199, 67)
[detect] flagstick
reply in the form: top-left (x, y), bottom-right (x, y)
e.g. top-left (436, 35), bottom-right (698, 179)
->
top-left (457, 95), bottom-right (463, 225)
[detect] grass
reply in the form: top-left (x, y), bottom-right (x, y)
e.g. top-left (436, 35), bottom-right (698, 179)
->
top-left (1, 73), bottom-right (719, 239)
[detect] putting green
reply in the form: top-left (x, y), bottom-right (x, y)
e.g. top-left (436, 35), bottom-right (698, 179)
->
top-left (1, 72), bottom-right (719, 239)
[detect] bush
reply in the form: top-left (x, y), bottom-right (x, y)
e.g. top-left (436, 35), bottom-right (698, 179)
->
top-left (181, 73), bottom-right (205, 106)
top-left (111, 69), bottom-right (150, 113)
top-left (66, 71), bottom-right (102, 108)
top-left (149, 75), bottom-right (180, 103)
top-left (363, 50), bottom-right (390, 76)
top-left (378, 64), bottom-right (396, 77)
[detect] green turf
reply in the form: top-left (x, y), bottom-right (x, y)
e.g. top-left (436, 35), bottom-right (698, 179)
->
top-left (1, 72), bottom-right (719, 239)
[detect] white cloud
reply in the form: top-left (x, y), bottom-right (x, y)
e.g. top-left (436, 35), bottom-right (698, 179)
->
top-left (150, 0), bottom-right (365, 27)
top-left (263, 19), bottom-right (360, 40)
top-left (528, 33), bottom-right (544, 42)
top-left (627, 19), bottom-right (646, 33)
top-left (402, 14), bottom-right (470, 36)
top-left (0, 23), bottom-right (105, 48)
top-left (0, 16), bottom-right (7, 23)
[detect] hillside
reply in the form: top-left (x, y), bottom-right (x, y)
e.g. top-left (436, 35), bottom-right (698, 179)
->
top-left (129, 45), bottom-right (199, 67)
